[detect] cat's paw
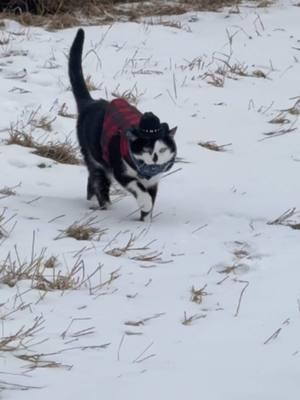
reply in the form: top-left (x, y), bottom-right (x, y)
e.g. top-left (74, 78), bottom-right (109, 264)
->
top-left (140, 210), bottom-right (152, 222)
top-left (99, 200), bottom-right (111, 210)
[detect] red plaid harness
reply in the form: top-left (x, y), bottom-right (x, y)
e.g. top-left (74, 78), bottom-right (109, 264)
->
top-left (102, 99), bottom-right (141, 166)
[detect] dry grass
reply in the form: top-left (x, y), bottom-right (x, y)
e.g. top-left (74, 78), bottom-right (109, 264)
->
top-left (5, 109), bottom-right (81, 164)
top-left (0, 315), bottom-right (44, 352)
top-left (260, 121), bottom-right (297, 140)
top-left (267, 208), bottom-right (300, 230)
top-left (16, 353), bottom-right (72, 371)
top-left (256, 0), bottom-right (274, 7)
top-left (198, 140), bottom-right (232, 152)
top-left (0, 1), bottom-right (245, 29)
top-left (5, 130), bottom-right (36, 147)
top-left (0, 183), bottom-right (20, 199)
top-left (201, 56), bottom-right (268, 88)
top-left (104, 232), bottom-right (172, 264)
top-left (282, 98), bottom-right (300, 115)
top-left (33, 137), bottom-right (80, 165)
top-left (0, 208), bottom-right (16, 238)
top-left (182, 311), bottom-right (206, 326)
top-left (6, 130), bottom-right (81, 164)
top-left (58, 103), bottom-right (77, 119)
top-left (56, 217), bottom-right (107, 241)
top-left (0, 243), bottom-right (102, 291)
top-left (111, 84), bottom-right (144, 106)
top-left (85, 74), bottom-right (102, 91)
top-left (146, 17), bottom-right (191, 32)
top-left (124, 312), bottom-right (165, 327)
top-left (268, 112), bottom-right (290, 125)
top-left (105, 234), bottom-right (144, 257)
top-left (190, 284), bottom-right (209, 304)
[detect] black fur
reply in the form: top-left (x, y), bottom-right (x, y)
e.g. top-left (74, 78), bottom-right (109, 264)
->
top-left (69, 28), bottom-right (176, 220)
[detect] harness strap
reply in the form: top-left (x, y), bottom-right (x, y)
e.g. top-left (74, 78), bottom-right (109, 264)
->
top-left (102, 99), bottom-right (141, 165)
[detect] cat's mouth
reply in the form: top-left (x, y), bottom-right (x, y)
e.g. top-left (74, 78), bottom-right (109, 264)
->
top-left (132, 157), bottom-right (175, 179)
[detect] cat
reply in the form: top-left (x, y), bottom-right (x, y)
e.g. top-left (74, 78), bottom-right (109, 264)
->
top-left (68, 29), bottom-right (177, 221)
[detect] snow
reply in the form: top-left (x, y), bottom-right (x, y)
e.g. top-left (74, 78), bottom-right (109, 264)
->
top-left (0, 1), bottom-right (300, 399)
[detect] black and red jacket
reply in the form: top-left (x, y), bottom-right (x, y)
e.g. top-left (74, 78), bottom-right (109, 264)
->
top-left (102, 98), bottom-right (141, 166)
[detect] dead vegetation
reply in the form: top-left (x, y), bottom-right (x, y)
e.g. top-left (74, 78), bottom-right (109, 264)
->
top-left (56, 217), bottom-right (108, 241)
top-left (5, 107), bottom-right (81, 164)
top-left (182, 311), bottom-right (206, 326)
top-left (58, 103), bottom-right (77, 119)
top-left (0, 208), bottom-right (16, 239)
top-left (124, 312), bottom-right (165, 327)
top-left (190, 284), bottom-right (209, 304)
top-left (260, 120), bottom-right (297, 141)
top-left (281, 98), bottom-right (300, 116)
top-left (146, 17), bottom-right (191, 32)
top-left (105, 233), bottom-right (147, 258)
top-left (32, 137), bottom-right (80, 165)
top-left (0, 1), bottom-right (244, 29)
top-left (6, 129), bottom-right (81, 164)
top-left (198, 140), bottom-right (232, 152)
top-left (267, 208), bottom-right (300, 230)
top-left (104, 233), bottom-right (171, 264)
top-left (0, 247), bottom-right (84, 290)
top-left (0, 315), bottom-right (44, 352)
top-left (268, 112), bottom-right (290, 125)
top-left (0, 183), bottom-right (20, 199)
top-left (111, 83), bottom-right (144, 106)
top-left (201, 59), bottom-right (268, 87)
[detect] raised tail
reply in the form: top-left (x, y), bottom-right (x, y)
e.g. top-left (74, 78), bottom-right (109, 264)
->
top-left (68, 29), bottom-right (92, 111)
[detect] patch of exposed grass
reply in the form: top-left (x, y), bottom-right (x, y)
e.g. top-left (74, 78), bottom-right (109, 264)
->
top-left (33, 138), bottom-right (80, 165)
top-left (56, 217), bottom-right (107, 241)
top-left (0, 0), bottom-right (244, 29)
top-left (0, 246), bottom-right (99, 291)
top-left (5, 130), bottom-right (36, 147)
top-left (5, 109), bottom-right (81, 164)
top-left (5, 130), bottom-right (80, 165)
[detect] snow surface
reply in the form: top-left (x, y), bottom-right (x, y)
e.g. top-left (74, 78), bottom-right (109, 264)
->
top-left (0, 1), bottom-right (300, 399)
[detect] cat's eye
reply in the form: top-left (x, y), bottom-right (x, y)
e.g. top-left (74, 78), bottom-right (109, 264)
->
top-left (159, 148), bottom-right (167, 154)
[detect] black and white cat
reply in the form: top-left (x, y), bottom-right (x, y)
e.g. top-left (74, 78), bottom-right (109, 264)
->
top-left (69, 29), bottom-right (177, 221)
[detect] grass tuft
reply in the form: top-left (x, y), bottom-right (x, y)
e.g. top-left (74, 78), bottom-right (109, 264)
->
top-left (33, 138), bottom-right (80, 165)
top-left (112, 84), bottom-right (144, 106)
top-left (56, 217), bottom-right (107, 241)
top-left (190, 284), bottom-right (209, 304)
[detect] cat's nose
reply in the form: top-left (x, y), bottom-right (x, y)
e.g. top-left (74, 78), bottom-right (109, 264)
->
top-left (153, 153), bottom-right (158, 163)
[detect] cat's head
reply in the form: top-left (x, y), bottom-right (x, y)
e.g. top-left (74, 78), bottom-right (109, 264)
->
top-left (126, 112), bottom-right (177, 179)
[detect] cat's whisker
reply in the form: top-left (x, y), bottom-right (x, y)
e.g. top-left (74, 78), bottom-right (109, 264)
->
top-left (162, 167), bottom-right (182, 179)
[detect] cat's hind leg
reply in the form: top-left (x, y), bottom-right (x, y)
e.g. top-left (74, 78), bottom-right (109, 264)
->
top-left (89, 167), bottom-right (111, 209)
top-left (87, 175), bottom-right (95, 200)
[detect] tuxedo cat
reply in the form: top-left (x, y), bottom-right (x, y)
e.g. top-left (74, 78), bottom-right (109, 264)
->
top-left (69, 29), bottom-right (177, 221)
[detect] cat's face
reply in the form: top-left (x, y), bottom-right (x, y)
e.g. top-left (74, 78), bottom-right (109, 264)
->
top-left (127, 126), bottom-right (177, 178)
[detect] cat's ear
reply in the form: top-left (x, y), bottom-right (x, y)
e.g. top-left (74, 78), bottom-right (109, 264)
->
top-left (168, 126), bottom-right (177, 137)
top-left (126, 129), bottom-right (138, 141)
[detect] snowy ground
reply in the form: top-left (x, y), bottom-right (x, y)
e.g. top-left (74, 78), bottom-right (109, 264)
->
top-left (0, 1), bottom-right (300, 399)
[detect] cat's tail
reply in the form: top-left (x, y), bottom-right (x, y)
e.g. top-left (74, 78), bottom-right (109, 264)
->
top-left (69, 28), bottom-right (92, 112)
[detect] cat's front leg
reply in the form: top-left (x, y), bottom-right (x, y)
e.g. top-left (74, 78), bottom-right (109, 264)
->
top-left (127, 181), bottom-right (154, 221)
